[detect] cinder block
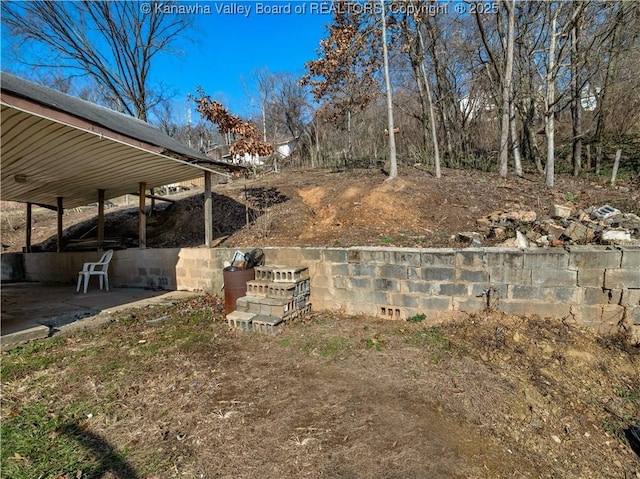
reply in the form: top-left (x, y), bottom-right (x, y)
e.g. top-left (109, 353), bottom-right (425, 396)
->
top-left (456, 250), bottom-right (484, 268)
top-left (226, 310), bottom-right (256, 332)
top-left (453, 297), bottom-right (486, 313)
top-left (380, 264), bottom-right (409, 280)
top-left (582, 287), bottom-right (622, 306)
top-left (295, 293), bottom-right (311, 310)
top-left (373, 278), bottom-right (399, 292)
top-left (577, 269), bottom-right (605, 288)
top-left (350, 263), bottom-right (376, 277)
top-left (421, 249), bottom-right (456, 267)
top-left (438, 283), bottom-right (469, 296)
top-left (499, 301), bottom-right (570, 318)
top-left (457, 269), bottom-right (489, 283)
top-left (294, 279), bottom-right (310, 296)
top-left (604, 269), bottom-right (640, 289)
top-left (348, 277), bottom-right (372, 290)
top-left (340, 290), bottom-right (389, 305)
top-left (392, 250), bottom-right (422, 267)
top-left (523, 250), bottom-right (569, 270)
top-left (471, 283), bottom-right (507, 300)
top-left (246, 280), bottom-right (269, 297)
top-left (620, 248), bottom-right (640, 269)
top-left (509, 285), bottom-right (578, 303)
top-left (570, 305), bottom-right (603, 326)
top-left (488, 267), bottom-right (532, 285)
top-left (323, 249), bottom-right (348, 263)
top-left (255, 266), bottom-right (274, 281)
top-left (388, 293), bottom-right (420, 308)
top-left (622, 289), bottom-right (640, 307)
top-left (567, 247), bottom-right (622, 269)
top-left (283, 303), bottom-right (313, 321)
top-left (300, 248), bottom-right (322, 261)
top-left (235, 296), bottom-right (250, 312)
top-left (419, 296), bottom-right (452, 311)
top-left (531, 269), bottom-right (577, 287)
top-left (358, 249), bottom-right (391, 264)
top-left (272, 266), bottom-right (309, 283)
top-left (251, 315), bottom-right (283, 335)
top-left (402, 281), bottom-right (435, 294)
top-left (483, 250), bottom-right (524, 268)
top-left (331, 263), bottom-right (349, 276)
top-left (268, 282), bottom-right (296, 298)
top-left (421, 267), bottom-right (455, 282)
top-left (347, 249), bottom-right (361, 263)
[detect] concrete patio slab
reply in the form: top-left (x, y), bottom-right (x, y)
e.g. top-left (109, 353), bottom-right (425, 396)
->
top-left (1, 282), bottom-right (202, 351)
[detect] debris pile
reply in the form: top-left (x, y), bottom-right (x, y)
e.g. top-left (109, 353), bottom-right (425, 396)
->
top-left (466, 204), bottom-right (640, 248)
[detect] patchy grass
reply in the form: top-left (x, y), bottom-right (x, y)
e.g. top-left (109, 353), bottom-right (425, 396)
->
top-left (1, 298), bottom-right (639, 479)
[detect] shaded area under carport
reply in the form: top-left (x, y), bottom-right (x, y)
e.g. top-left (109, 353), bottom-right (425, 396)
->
top-left (1, 283), bottom-right (201, 350)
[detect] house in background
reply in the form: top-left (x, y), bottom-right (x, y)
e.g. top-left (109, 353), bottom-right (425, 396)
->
top-left (206, 137), bottom-right (299, 168)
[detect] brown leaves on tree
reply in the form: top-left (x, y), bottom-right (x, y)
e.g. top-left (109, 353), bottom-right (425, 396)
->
top-left (300, 0), bottom-right (382, 123)
top-left (194, 90), bottom-right (273, 157)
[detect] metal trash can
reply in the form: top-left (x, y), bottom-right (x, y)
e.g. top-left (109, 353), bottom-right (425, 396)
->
top-left (223, 266), bottom-right (255, 314)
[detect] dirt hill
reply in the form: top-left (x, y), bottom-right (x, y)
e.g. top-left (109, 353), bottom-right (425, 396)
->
top-left (1, 166), bottom-right (638, 252)
top-left (1, 166), bottom-right (639, 477)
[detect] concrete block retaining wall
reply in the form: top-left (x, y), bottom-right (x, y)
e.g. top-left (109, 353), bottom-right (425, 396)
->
top-left (3, 245), bottom-right (639, 335)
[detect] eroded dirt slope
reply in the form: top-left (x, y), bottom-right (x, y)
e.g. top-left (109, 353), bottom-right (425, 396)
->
top-left (3, 166), bottom-right (636, 251)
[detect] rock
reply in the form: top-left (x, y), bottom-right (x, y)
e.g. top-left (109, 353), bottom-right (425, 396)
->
top-left (550, 239), bottom-right (565, 247)
top-left (540, 221), bottom-right (566, 240)
top-left (535, 236), bottom-right (551, 247)
top-left (620, 213), bottom-right (640, 230)
top-left (506, 210), bottom-right (537, 222)
top-left (491, 227), bottom-right (507, 240)
top-left (476, 217), bottom-right (491, 229)
top-left (516, 230), bottom-right (529, 248)
top-left (458, 232), bottom-right (483, 246)
top-left (562, 222), bottom-right (595, 242)
top-left (602, 229), bottom-right (632, 242)
top-left (551, 204), bottom-right (572, 219)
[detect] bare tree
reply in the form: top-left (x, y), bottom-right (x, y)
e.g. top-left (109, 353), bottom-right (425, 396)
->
top-left (380, 0), bottom-right (398, 179)
top-left (1, 0), bottom-right (191, 121)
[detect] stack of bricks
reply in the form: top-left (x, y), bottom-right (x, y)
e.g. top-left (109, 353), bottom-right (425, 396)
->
top-left (226, 265), bottom-right (311, 334)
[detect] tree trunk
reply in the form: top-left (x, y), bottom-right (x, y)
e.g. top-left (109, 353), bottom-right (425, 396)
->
top-left (510, 97), bottom-right (523, 176)
top-left (499, 0), bottom-right (516, 178)
top-left (381, 0), bottom-right (398, 179)
top-left (417, 23), bottom-right (441, 178)
top-left (571, 12), bottom-right (582, 177)
top-left (545, 12), bottom-right (558, 188)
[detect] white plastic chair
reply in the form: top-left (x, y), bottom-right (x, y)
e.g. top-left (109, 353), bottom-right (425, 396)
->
top-left (76, 250), bottom-right (114, 294)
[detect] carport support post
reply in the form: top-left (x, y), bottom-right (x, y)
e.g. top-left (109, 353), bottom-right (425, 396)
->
top-left (139, 182), bottom-right (146, 248)
top-left (204, 171), bottom-right (212, 247)
top-left (25, 202), bottom-right (32, 253)
top-left (56, 197), bottom-right (64, 252)
top-left (97, 189), bottom-right (105, 251)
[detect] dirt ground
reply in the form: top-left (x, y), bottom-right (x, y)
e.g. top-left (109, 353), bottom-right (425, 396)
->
top-left (1, 166), bottom-right (639, 477)
top-left (2, 295), bottom-right (639, 478)
top-left (1, 165), bottom-right (638, 251)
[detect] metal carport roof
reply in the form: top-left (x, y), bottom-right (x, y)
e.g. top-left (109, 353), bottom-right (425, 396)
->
top-left (1, 71), bottom-right (230, 209)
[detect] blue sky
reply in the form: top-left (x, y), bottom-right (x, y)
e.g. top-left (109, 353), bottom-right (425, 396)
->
top-left (0, 1), bottom-right (332, 120)
top-left (162, 1), bottom-right (332, 116)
